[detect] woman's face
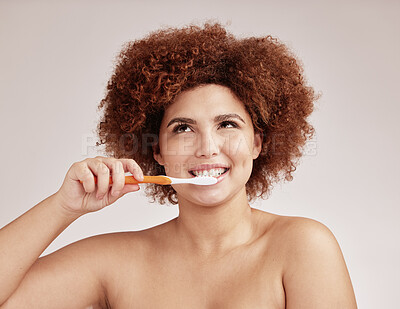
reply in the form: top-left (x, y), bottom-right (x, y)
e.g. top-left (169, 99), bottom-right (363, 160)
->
top-left (153, 84), bottom-right (262, 206)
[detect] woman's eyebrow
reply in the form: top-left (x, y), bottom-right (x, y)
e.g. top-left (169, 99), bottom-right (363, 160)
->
top-left (167, 113), bottom-right (246, 127)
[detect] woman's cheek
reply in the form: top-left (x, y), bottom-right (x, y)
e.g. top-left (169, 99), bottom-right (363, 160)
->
top-left (162, 134), bottom-right (192, 156)
top-left (163, 159), bottom-right (187, 176)
top-left (168, 135), bottom-right (196, 156)
top-left (224, 133), bottom-right (250, 157)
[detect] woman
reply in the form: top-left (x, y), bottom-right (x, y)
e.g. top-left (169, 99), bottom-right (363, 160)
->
top-left (0, 23), bottom-right (357, 308)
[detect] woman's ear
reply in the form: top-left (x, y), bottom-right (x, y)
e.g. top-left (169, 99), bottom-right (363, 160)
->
top-left (252, 132), bottom-right (262, 160)
top-left (152, 143), bottom-right (165, 166)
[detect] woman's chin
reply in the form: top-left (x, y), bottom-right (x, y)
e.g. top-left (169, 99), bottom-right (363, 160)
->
top-left (175, 186), bottom-right (231, 207)
top-left (187, 196), bottom-right (227, 207)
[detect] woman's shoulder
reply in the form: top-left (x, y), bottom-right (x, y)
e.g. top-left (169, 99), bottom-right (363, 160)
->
top-left (77, 219), bottom-right (177, 260)
top-left (75, 227), bottom-right (159, 254)
top-left (256, 209), bottom-right (334, 239)
top-left (272, 213), bottom-right (333, 236)
top-left (262, 213), bottom-right (347, 277)
top-left (255, 210), bottom-right (339, 257)
top-left (260, 213), bottom-right (357, 306)
top-left (55, 227), bottom-right (158, 269)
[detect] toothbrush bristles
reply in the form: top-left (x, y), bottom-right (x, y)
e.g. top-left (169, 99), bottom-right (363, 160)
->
top-left (193, 176), bottom-right (218, 185)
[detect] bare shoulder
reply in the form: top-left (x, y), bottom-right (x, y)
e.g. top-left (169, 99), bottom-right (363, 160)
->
top-left (77, 227), bottom-right (155, 252)
top-left (270, 215), bottom-right (338, 248)
top-left (266, 215), bottom-right (357, 308)
top-left (253, 210), bottom-right (333, 245)
top-left (72, 217), bottom-right (173, 251)
top-left (64, 226), bottom-right (161, 272)
top-left (266, 215), bottom-right (345, 275)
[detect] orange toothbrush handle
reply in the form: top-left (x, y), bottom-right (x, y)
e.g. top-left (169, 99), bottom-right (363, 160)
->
top-left (135, 176), bottom-right (172, 185)
top-left (79, 175), bottom-right (172, 185)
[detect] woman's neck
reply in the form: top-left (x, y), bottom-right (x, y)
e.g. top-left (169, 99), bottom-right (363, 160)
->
top-left (173, 187), bottom-right (259, 259)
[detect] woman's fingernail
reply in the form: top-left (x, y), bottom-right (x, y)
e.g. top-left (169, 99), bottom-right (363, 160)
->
top-left (113, 190), bottom-right (120, 196)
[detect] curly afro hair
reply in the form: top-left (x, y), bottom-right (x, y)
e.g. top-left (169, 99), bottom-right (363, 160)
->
top-left (96, 22), bottom-right (318, 205)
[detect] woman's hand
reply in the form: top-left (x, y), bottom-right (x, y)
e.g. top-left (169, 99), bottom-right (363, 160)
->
top-left (54, 156), bottom-right (144, 216)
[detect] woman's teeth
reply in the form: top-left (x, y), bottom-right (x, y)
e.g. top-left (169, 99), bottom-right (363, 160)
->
top-left (191, 168), bottom-right (228, 177)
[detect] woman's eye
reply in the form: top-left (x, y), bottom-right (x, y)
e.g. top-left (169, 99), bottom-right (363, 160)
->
top-left (173, 124), bottom-right (192, 133)
top-left (219, 121), bottom-right (238, 129)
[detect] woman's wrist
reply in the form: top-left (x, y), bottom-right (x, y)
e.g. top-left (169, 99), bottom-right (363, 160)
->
top-left (49, 192), bottom-right (84, 222)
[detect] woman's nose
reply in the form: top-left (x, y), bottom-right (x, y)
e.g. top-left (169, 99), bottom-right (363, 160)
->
top-left (194, 131), bottom-right (220, 158)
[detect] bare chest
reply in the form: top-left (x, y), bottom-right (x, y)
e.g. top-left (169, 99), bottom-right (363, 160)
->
top-left (107, 242), bottom-right (286, 308)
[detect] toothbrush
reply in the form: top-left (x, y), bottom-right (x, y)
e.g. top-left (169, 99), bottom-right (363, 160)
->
top-left (81, 175), bottom-right (218, 186)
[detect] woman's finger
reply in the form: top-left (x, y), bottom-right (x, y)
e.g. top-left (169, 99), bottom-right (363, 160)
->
top-left (86, 159), bottom-right (110, 199)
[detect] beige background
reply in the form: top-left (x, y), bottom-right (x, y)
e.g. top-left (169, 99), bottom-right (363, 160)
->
top-left (1, 0), bottom-right (399, 307)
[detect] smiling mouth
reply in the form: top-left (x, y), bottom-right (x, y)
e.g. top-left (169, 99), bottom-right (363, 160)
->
top-left (188, 168), bottom-right (230, 178)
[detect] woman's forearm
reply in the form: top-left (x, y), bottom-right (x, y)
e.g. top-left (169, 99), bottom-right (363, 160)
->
top-left (0, 193), bottom-right (81, 304)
